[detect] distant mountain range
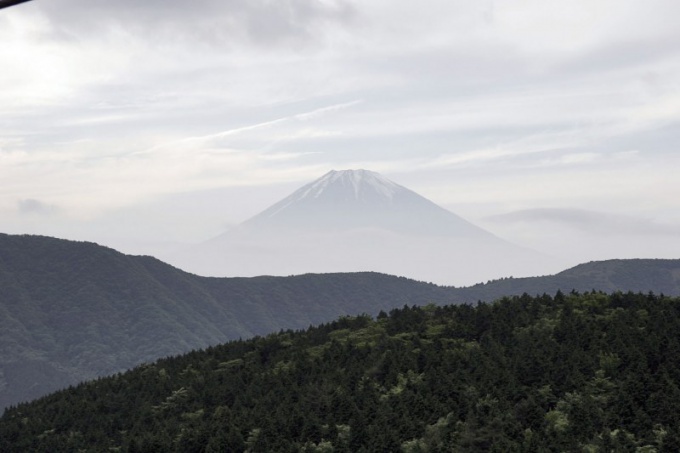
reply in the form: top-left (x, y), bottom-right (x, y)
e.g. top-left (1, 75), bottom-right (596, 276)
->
top-left (1, 232), bottom-right (679, 410)
top-left (166, 169), bottom-right (564, 285)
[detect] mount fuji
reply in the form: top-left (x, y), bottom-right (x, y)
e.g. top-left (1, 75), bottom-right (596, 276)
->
top-left (242, 169), bottom-right (493, 238)
top-left (167, 170), bottom-right (562, 285)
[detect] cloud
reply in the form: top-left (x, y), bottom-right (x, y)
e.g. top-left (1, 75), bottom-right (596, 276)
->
top-left (486, 208), bottom-right (680, 237)
top-left (37, 0), bottom-right (357, 49)
top-left (17, 198), bottom-right (58, 216)
top-left (0, 101), bottom-right (363, 219)
top-left (138, 100), bottom-right (361, 158)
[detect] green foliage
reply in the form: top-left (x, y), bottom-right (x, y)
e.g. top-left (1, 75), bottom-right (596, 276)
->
top-left (2, 292), bottom-right (680, 451)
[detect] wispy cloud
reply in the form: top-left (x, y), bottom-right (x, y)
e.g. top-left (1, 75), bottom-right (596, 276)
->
top-left (140, 100), bottom-right (362, 155)
top-left (486, 208), bottom-right (680, 237)
top-left (0, 100), bottom-right (365, 218)
top-left (419, 128), bottom-right (587, 169)
top-left (17, 198), bottom-right (59, 216)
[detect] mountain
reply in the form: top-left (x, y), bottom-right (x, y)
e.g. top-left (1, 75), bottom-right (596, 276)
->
top-left (4, 292), bottom-right (680, 451)
top-left (1, 232), bottom-right (679, 410)
top-left (168, 169), bottom-right (563, 285)
top-left (240, 169), bottom-right (493, 237)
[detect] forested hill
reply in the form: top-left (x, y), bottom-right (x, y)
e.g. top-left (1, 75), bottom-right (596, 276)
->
top-left (459, 258), bottom-right (680, 301)
top-left (0, 234), bottom-right (450, 410)
top-left (3, 292), bottom-right (680, 452)
top-left (1, 233), bottom-right (679, 411)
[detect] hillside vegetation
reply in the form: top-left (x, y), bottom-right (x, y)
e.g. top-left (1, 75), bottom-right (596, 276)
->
top-left (2, 292), bottom-right (680, 451)
top-left (1, 233), bottom-right (680, 410)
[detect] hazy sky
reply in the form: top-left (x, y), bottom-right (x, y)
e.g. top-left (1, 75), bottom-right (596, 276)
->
top-left (1, 0), bottom-right (679, 266)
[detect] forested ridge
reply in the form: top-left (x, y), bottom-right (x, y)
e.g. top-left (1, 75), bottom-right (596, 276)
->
top-left (3, 291), bottom-right (680, 452)
top-left (461, 259), bottom-right (680, 301)
top-left (0, 234), bottom-right (450, 410)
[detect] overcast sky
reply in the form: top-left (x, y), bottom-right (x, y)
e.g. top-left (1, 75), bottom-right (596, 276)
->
top-left (1, 0), bottom-right (679, 267)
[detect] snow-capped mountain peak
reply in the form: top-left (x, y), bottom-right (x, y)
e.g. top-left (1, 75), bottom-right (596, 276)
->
top-left (300, 169), bottom-right (401, 201)
top-left (238, 169), bottom-right (495, 238)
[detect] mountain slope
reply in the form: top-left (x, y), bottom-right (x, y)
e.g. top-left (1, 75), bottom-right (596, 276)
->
top-left (240, 169), bottom-right (494, 238)
top-left (460, 258), bottom-right (680, 301)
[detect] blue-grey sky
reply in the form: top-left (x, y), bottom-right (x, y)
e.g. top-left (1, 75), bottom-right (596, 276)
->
top-left (1, 0), bottom-right (679, 266)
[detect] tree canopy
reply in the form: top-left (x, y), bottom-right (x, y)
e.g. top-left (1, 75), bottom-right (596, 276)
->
top-left (3, 291), bottom-right (680, 451)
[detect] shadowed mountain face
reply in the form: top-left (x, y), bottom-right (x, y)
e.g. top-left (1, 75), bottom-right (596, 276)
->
top-left (1, 233), bottom-right (680, 411)
top-left (169, 169), bottom-right (563, 285)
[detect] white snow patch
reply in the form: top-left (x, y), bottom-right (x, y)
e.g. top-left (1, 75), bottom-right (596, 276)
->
top-left (261, 169), bottom-right (404, 219)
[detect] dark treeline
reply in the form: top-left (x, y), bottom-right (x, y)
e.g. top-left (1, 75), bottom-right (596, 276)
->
top-left (3, 291), bottom-right (680, 451)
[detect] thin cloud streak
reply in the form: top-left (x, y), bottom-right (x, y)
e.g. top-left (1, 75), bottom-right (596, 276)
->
top-left (486, 208), bottom-right (680, 237)
top-left (139, 100), bottom-right (363, 155)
